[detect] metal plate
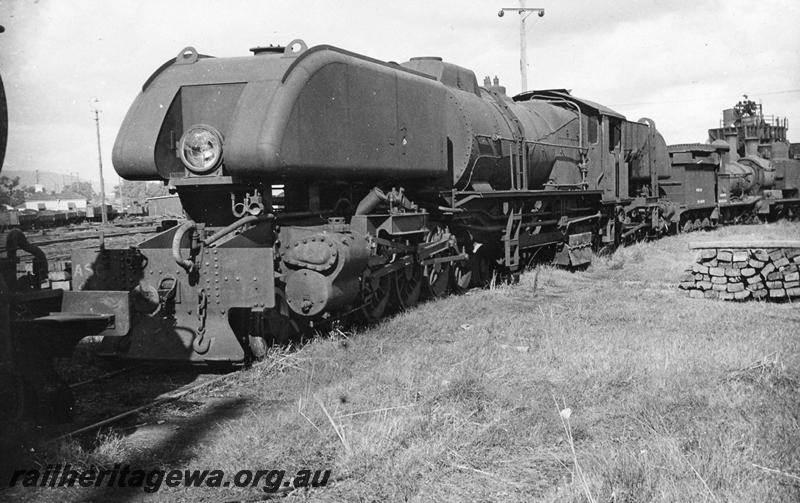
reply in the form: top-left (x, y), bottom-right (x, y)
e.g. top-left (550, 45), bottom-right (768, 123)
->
top-left (61, 290), bottom-right (131, 336)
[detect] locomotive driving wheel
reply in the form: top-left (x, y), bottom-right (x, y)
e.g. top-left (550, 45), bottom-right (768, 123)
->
top-left (360, 270), bottom-right (391, 322)
top-left (423, 227), bottom-right (453, 299)
top-left (470, 245), bottom-right (498, 287)
top-left (392, 262), bottom-right (423, 310)
top-left (425, 260), bottom-right (451, 298)
top-left (451, 244), bottom-right (472, 293)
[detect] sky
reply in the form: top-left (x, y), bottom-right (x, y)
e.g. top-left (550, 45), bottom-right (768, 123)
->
top-left (0, 0), bottom-right (798, 193)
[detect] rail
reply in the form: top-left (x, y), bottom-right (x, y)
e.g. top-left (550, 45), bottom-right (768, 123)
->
top-left (50, 356), bottom-right (285, 442)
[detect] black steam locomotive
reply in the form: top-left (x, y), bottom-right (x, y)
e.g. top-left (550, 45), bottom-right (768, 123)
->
top-left (48, 41), bottom-right (800, 363)
top-left (92, 40), bottom-right (681, 362)
top-left (3, 39), bottom-right (800, 423)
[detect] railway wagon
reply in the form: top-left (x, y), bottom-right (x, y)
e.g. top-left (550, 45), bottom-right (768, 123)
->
top-left (0, 209), bottom-right (19, 230)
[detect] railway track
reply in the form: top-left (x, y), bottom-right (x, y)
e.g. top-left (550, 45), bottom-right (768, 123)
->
top-left (1, 224), bottom-right (159, 252)
top-left (67, 365), bottom-right (141, 390)
top-left (49, 353), bottom-right (290, 443)
top-left (1, 224), bottom-right (161, 274)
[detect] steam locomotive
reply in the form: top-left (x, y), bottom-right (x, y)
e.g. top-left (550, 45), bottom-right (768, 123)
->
top-left (58, 41), bottom-right (800, 363)
top-left (87, 40), bottom-right (684, 362)
top-left (3, 39), bottom-right (800, 423)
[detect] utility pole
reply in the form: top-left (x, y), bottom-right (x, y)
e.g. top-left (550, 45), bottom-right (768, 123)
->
top-left (92, 98), bottom-right (108, 225)
top-left (498, 1), bottom-right (545, 92)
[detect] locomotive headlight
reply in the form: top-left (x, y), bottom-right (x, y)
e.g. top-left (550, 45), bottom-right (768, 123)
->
top-left (179, 125), bottom-right (223, 174)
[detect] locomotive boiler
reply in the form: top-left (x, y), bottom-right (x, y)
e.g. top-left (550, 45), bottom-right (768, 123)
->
top-left (64, 40), bottom-right (671, 362)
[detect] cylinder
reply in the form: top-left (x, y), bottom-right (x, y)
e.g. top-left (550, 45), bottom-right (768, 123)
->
top-left (280, 228), bottom-right (369, 317)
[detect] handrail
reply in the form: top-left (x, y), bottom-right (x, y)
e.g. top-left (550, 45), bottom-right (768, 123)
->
top-left (172, 220), bottom-right (197, 272)
top-left (172, 214), bottom-right (274, 272)
top-left (203, 214), bottom-right (274, 247)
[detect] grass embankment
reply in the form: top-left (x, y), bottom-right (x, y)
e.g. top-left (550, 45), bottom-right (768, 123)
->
top-left (9, 222), bottom-right (800, 502)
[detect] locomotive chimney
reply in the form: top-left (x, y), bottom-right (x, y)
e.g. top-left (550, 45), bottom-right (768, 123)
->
top-left (484, 75), bottom-right (507, 96)
top-left (743, 136), bottom-right (760, 157)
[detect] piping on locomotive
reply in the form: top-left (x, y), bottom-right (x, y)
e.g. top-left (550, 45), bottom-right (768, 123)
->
top-left (63, 40), bottom-right (681, 362)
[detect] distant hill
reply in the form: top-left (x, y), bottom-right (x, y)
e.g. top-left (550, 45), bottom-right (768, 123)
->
top-left (1, 169), bottom-right (95, 192)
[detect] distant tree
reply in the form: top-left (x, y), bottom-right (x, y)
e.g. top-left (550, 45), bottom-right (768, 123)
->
top-left (9, 188), bottom-right (26, 207)
top-left (64, 180), bottom-right (95, 200)
top-left (0, 175), bottom-right (19, 206)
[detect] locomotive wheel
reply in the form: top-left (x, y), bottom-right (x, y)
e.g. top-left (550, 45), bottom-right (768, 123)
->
top-left (265, 306), bottom-right (302, 346)
top-left (452, 254), bottom-right (472, 293)
top-left (360, 270), bottom-right (391, 322)
top-left (248, 290), bottom-right (301, 360)
top-left (470, 246), bottom-right (498, 288)
top-left (423, 227), bottom-right (453, 299)
top-left (248, 323), bottom-right (268, 361)
top-left (425, 261), bottom-right (451, 298)
top-left (392, 263), bottom-right (423, 310)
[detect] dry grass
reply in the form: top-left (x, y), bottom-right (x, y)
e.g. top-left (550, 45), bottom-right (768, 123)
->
top-left (6, 221), bottom-right (800, 502)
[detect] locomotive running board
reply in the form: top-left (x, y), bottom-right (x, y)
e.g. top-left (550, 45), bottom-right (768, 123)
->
top-left (450, 189), bottom-right (605, 208)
